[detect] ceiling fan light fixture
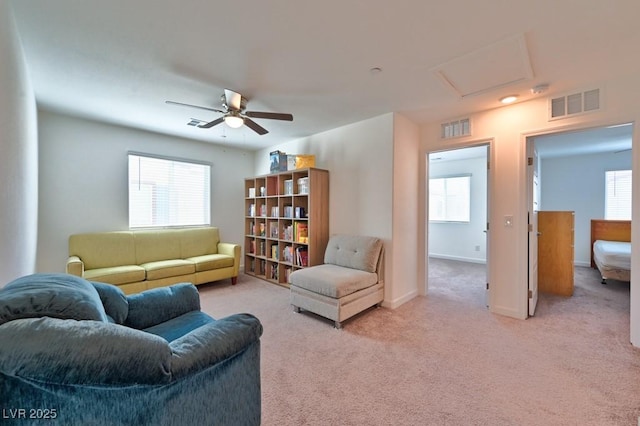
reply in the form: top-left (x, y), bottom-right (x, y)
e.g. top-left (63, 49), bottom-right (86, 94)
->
top-left (224, 115), bottom-right (244, 129)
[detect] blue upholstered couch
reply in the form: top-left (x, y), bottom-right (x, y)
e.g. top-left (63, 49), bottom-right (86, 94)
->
top-left (0, 274), bottom-right (262, 426)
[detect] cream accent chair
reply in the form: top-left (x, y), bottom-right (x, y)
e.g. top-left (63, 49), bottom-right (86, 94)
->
top-left (289, 235), bottom-right (384, 328)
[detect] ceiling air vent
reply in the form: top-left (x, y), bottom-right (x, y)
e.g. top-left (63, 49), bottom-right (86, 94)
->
top-left (441, 117), bottom-right (471, 139)
top-left (549, 88), bottom-right (601, 120)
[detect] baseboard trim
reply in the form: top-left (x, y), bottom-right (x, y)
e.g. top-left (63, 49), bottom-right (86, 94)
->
top-left (383, 289), bottom-right (418, 309)
top-left (428, 254), bottom-right (487, 265)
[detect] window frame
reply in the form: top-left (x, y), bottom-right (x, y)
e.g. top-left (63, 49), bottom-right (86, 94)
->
top-left (128, 152), bottom-right (212, 229)
top-left (428, 173), bottom-right (472, 223)
top-left (604, 169), bottom-right (632, 221)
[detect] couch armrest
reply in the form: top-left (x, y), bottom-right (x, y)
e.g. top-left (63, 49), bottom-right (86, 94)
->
top-left (170, 313), bottom-right (263, 379)
top-left (66, 256), bottom-right (84, 277)
top-left (125, 283), bottom-right (201, 329)
top-left (218, 242), bottom-right (240, 275)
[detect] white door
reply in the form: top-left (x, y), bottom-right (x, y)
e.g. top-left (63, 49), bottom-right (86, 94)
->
top-left (527, 139), bottom-right (540, 316)
top-left (485, 145), bottom-right (491, 308)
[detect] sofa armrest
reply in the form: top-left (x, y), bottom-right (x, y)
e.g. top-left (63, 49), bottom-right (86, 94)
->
top-left (66, 256), bottom-right (84, 277)
top-left (170, 313), bottom-right (263, 379)
top-left (218, 242), bottom-right (240, 275)
top-left (125, 283), bottom-right (201, 329)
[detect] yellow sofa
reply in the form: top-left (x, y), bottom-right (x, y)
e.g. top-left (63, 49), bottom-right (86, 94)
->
top-left (66, 227), bottom-right (240, 294)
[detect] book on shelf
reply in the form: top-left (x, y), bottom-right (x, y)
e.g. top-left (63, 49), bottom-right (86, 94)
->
top-left (248, 203), bottom-right (255, 217)
top-left (282, 224), bottom-right (293, 241)
top-left (259, 223), bottom-right (266, 237)
top-left (269, 222), bottom-right (279, 238)
top-left (271, 206), bottom-right (279, 217)
top-left (259, 204), bottom-right (267, 217)
top-left (271, 245), bottom-right (278, 260)
top-left (295, 222), bottom-right (309, 243)
top-left (282, 245), bottom-right (293, 263)
top-left (283, 205), bottom-right (293, 218)
top-left (284, 267), bottom-right (292, 282)
top-left (294, 207), bottom-right (306, 218)
top-left (271, 264), bottom-right (279, 280)
top-left (295, 246), bottom-right (308, 267)
top-left (259, 241), bottom-right (265, 256)
top-left (249, 240), bottom-right (256, 254)
top-left (259, 260), bottom-right (266, 275)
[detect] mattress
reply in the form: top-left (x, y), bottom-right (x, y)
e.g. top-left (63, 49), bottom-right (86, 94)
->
top-left (593, 239), bottom-right (631, 282)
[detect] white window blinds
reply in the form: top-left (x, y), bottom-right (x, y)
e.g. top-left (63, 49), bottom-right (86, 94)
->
top-left (605, 170), bottom-right (632, 220)
top-left (128, 153), bottom-right (211, 228)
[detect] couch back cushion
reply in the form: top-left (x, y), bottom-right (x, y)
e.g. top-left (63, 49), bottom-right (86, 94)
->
top-left (134, 229), bottom-right (183, 264)
top-left (0, 317), bottom-right (172, 385)
top-left (91, 282), bottom-right (129, 324)
top-left (181, 227), bottom-right (220, 258)
top-left (0, 273), bottom-right (108, 325)
top-left (323, 235), bottom-right (383, 273)
top-left (69, 232), bottom-right (136, 269)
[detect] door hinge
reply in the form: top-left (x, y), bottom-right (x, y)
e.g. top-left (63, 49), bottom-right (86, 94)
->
top-left (486, 283), bottom-right (490, 290)
top-left (486, 222), bottom-right (490, 231)
top-left (528, 290), bottom-right (533, 299)
top-left (528, 157), bottom-right (533, 166)
top-left (487, 161), bottom-right (490, 170)
top-left (528, 224), bottom-right (533, 232)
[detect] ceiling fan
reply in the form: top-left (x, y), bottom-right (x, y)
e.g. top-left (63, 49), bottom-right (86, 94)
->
top-left (166, 89), bottom-right (293, 135)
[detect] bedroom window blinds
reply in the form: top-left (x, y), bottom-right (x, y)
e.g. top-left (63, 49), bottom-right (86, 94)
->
top-left (605, 170), bottom-right (632, 220)
top-left (128, 153), bottom-right (211, 228)
top-left (429, 175), bottom-right (471, 222)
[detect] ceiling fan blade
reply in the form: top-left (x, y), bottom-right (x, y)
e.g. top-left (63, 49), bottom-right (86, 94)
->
top-left (243, 117), bottom-right (269, 135)
top-left (224, 89), bottom-right (243, 111)
top-left (165, 100), bottom-right (224, 114)
top-left (197, 117), bottom-right (225, 129)
top-left (245, 111), bottom-right (293, 121)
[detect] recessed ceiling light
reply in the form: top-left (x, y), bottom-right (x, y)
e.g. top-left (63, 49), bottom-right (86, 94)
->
top-left (369, 67), bottom-right (382, 75)
top-left (500, 95), bottom-right (518, 104)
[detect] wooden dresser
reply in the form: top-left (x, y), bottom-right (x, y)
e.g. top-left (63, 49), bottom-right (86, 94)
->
top-left (538, 211), bottom-right (575, 296)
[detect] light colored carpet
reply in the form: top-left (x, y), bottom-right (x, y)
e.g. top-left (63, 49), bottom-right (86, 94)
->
top-left (197, 259), bottom-right (640, 425)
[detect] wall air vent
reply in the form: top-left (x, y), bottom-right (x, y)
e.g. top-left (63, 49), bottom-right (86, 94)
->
top-left (549, 88), bottom-right (601, 120)
top-left (441, 117), bottom-right (471, 139)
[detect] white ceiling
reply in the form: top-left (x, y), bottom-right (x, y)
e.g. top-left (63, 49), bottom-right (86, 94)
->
top-left (9, 1), bottom-right (640, 151)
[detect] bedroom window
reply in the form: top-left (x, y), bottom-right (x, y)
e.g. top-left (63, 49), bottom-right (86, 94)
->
top-left (605, 170), bottom-right (632, 220)
top-left (429, 174), bottom-right (471, 222)
top-left (128, 153), bottom-right (211, 228)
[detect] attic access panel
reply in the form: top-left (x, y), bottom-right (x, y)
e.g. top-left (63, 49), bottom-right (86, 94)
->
top-left (433, 34), bottom-right (534, 98)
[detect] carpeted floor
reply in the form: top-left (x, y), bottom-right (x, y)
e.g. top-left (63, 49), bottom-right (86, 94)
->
top-left (197, 259), bottom-right (640, 425)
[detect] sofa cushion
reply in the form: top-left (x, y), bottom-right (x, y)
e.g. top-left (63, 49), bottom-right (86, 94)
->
top-left (181, 227), bottom-right (220, 257)
top-left (91, 281), bottom-right (129, 324)
top-left (125, 283), bottom-right (201, 330)
top-left (187, 254), bottom-right (234, 272)
top-left (84, 265), bottom-right (146, 285)
top-left (323, 235), bottom-right (383, 273)
top-left (0, 273), bottom-right (108, 325)
top-left (289, 264), bottom-right (379, 298)
top-left (142, 259), bottom-right (196, 280)
top-left (0, 317), bottom-right (172, 385)
top-left (69, 232), bottom-right (136, 269)
top-left (134, 230), bottom-right (183, 264)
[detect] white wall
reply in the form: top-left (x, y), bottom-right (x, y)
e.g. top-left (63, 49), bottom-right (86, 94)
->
top-left (36, 110), bottom-right (254, 273)
top-left (540, 151), bottom-right (632, 266)
top-left (428, 155), bottom-right (488, 263)
top-left (0, 4), bottom-right (38, 286)
top-left (421, 74), bottom-right (640, 344)
top-left (254, 113), bottom-right (418, 307)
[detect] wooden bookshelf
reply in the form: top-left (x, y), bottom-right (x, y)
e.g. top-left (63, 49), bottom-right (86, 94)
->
top-left (244, 168), bottom-right (329, 287)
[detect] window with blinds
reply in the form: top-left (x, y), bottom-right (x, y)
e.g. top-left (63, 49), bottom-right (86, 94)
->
top-left (429, 175), bottom-right (471, 222)
top-left (128, 153), bottom-right (211, 228)
top-left (605, 170), bottom-right (632, 220)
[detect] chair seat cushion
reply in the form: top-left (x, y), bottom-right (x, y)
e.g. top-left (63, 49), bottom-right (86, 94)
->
top-left (186, 254), bottom-right (234, 272)
top-left (289, 264), bottom-right (379, 299)
top-left (143, 311), bottom-right (215, 343)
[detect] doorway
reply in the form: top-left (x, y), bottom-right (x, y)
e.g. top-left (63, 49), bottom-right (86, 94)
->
top-left (427, 144), bottom-right (490, 307)
top-left (526, 123), bottom-right (633, 316)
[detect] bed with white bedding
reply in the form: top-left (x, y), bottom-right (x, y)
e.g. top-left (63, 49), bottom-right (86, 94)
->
top-left (590, 219), bottom-right (631, 284)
